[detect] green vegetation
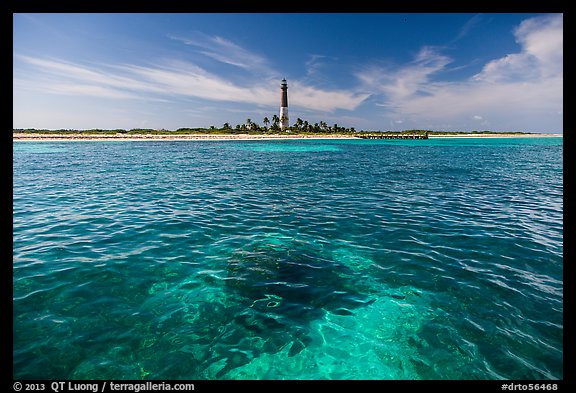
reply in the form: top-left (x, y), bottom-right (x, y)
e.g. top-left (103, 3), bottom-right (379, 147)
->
top-left (13, 119), bottom-right (533, 136)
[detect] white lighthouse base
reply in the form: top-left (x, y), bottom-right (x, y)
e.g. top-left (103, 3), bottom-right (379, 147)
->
top-left (280, 107), bottom-right (289, 131)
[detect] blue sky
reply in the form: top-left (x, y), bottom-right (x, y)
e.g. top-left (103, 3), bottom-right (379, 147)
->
top-left (13, 13), bottom-right (563, 133)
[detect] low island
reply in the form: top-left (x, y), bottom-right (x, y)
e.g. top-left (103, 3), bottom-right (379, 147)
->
top-left (12, 126), bottom-right (561, 141)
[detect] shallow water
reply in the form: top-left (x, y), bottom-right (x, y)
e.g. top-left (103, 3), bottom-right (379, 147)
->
top-left (13, 138), bottom-right (563, 379)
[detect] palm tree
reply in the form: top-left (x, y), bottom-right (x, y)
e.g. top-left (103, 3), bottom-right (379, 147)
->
top-left (295, 118), bottom-right (303, 130)
top-left (263, 117), bottom-right (270, 129)
top-left (272, 114), bottom-right (279, 126)
top-left (246, 118), bottom-right (252, 130)
top-left (223, 122), bottom-right (231, 130)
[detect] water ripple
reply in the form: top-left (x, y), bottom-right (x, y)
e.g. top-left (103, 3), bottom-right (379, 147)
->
top-left (13, 139), bottom-right (562, 380)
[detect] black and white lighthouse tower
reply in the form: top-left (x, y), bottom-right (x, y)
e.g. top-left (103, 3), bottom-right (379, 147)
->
top-left (280, 79), bottom-right (289, 131)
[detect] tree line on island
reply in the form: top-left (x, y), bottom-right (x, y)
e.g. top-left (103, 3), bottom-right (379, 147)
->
top-left (219, 115), bottom-right (356, 134)
top-left (13, 115), bottom-right (530, 136)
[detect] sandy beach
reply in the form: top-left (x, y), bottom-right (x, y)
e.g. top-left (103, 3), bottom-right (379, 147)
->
top-left (12, 132), bottom-right (562, 141)
top-left (428, 133), bottom-right (562, 138)
top-left (12, 133), bottom-right (358, 141)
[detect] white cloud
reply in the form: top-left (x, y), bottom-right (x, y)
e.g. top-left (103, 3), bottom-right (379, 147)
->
top-left (513, 14), bottom-right (563, 76)
top-left (15, 55), bottom-right (168, 98)
top-left (291, 81), bottom-right (369, 112)
top-left (14, 55), bottom-right (368, 113)
top-left (119, 61), bottom-right (276, 105)
top-left (305, 54), bottom-right (327, 77)
top-left (453, 14), bottom-right (484, 42)
top-left (357, 14), bottom-right (563, 132)
top-left (358, 46), bottom-right (452, 103)
top-left (473, 13), bottom-right (562, 83)
top-left (169, 33), bottom-right (273, 75)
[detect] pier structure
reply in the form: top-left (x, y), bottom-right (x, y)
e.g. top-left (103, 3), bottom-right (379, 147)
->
top-left (358, 133), bottom-right (429, 140)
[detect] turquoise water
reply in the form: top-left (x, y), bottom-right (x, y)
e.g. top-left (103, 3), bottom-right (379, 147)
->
top-left (13, 138), bottom-right (563, 380)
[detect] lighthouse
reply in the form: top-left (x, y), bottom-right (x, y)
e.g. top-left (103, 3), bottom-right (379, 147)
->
top-left (280, 79), bottom-right (289, 131)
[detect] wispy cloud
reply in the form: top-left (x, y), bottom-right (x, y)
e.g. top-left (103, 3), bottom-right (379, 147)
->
top-left (294, 85), bottom-right (369, 112)
top-left (452, 14), bottom-right (484, 43)
top-left (14, 54), bottom-right (368, 113)
top-left (15, 55), bottom-right (168, 99)
top-left (119, 61), bottom-right (276, 105)
top-left (357, 46), bottom-right (452, 103)
top-left (303, 54), bottom-right (340, 84)
top-left (169, 33), bottom-right (273, 75)
top-left (356, 14), bottom-right (563, 131)
top-left (305, 54), bottom-right (328, 77)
